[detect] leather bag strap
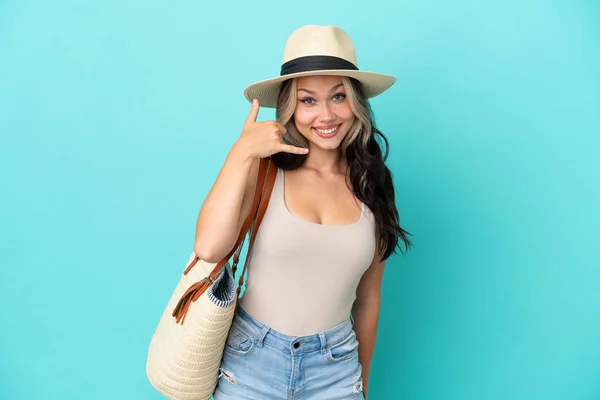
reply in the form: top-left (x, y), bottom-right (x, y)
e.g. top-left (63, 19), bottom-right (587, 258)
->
top-left (172, 157), bottom-right (277, 324)
top-left (235, 158), bottom-right (278, 299)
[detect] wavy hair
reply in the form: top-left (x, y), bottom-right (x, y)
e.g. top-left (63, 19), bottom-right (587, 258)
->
top-left (271, 76), bottom-right (412, 260)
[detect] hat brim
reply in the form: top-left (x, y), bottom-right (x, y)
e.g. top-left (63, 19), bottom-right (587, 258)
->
top-left (243, 70), bottom-right (396, 108)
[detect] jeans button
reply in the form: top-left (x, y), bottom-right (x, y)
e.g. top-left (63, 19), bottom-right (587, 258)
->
top-left (293, 342), bottom-right (300, 349)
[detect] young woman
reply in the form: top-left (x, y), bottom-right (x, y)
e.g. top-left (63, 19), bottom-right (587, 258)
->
top-left (195, 25), bottom-right (412, 399)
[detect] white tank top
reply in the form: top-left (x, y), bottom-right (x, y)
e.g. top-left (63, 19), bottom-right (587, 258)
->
top-left (239, 167), bottom-right (376, 336)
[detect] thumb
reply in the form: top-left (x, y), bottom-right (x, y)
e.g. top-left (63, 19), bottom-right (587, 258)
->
top-left (246, 99), bottom-right (260, 123)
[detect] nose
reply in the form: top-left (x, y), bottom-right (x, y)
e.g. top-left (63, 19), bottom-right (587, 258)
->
top-left (319, 102), bottom-right (336, 123)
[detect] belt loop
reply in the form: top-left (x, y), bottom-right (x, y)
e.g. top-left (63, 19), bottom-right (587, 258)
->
top-left (318, 332), bottom-right (327, 355)
top-left (256, 325), bottom-right (269, 347)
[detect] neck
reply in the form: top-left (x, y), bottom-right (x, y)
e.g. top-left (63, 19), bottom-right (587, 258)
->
top-left (302, 144), bottom-right (346, 173)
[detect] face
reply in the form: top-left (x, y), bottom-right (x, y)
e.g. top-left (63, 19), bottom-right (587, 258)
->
top-left (294, 75), bottom-right (355, 151)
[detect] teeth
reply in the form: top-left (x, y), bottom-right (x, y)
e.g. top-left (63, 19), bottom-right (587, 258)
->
top-left (315, 126), bottom-right (338, 134)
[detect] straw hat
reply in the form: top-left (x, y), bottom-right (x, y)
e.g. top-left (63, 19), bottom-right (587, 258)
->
top-left (243, 25), bottom-right (397, 108)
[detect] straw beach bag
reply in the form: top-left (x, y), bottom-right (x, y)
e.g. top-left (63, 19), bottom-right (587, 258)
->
top-left (146, 158), bottom-right (277, 400)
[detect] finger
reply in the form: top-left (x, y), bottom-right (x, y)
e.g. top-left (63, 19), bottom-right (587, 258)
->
top-left (246, 99), bottom-right (260, 123)
top-left (277, 144), bottom-right (309, 155)
top-left (275, 122), bottom-right (287, 134)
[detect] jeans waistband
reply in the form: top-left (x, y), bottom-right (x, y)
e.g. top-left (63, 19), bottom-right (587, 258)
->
top-left (234, 303), bottom-right (355, 354)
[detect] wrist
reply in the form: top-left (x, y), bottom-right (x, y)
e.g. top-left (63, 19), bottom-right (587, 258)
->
top-left (229, 140), bottom-right (257, 165)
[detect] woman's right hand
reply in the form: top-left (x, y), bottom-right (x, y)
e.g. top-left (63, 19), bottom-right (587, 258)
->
top-left (235, 99), bottom-right (309, 159)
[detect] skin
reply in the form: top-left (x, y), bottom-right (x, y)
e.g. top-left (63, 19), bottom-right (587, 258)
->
top-left (284, 75), bottom-right (361, 226)
top-left (288, 76), bottom-right (386, 398)
top-left (194, 75), bottom-right (385, 398)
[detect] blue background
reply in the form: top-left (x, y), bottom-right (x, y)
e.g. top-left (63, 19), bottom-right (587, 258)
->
top-left (1, 0), bottom-right (599, 399)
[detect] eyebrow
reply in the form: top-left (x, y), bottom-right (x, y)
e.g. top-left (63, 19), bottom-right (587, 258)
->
top-left (297, 83), bottom-right (344, 95)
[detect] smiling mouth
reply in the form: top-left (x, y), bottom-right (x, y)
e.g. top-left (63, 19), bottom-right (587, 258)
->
top-left (312, 124), bottom-right (341, 138)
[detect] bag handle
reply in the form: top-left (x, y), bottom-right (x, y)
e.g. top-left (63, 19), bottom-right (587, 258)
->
top-left (235, 159), bottom-right (277, 299)
top-left (172, 157), bottom-right (277, 324)
top-left (230, 158), bottom-right (272, 278)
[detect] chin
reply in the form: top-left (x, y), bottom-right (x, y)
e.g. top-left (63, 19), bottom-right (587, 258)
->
top-left (314, 139), bottom-right (343, 151)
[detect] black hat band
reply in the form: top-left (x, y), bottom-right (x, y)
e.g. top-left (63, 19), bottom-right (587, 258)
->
top-left (280, 55), bottom-right (358, 76)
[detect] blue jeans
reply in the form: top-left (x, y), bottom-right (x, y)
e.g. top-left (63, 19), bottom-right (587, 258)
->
top-left (213, 304), bottom-right (366, 400)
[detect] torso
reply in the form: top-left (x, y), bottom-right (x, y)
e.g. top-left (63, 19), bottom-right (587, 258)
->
top-left (239, 167), bottom-right (376, 336)
top-left (283, 167), bottom-right (363, 226)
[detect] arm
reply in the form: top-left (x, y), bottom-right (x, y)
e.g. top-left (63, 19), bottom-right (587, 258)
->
top-left (194, 99), bottom-right (308, 263)
top-left (352, 254), bottom-right (386, 398)
top-left (193, 144), bottom-right (259, 263)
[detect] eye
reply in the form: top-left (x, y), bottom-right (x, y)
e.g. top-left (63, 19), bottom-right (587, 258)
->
top-left (332, 93), bottom-right (347, 102)
top-left (299, 97), bottom-right (316, 105)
